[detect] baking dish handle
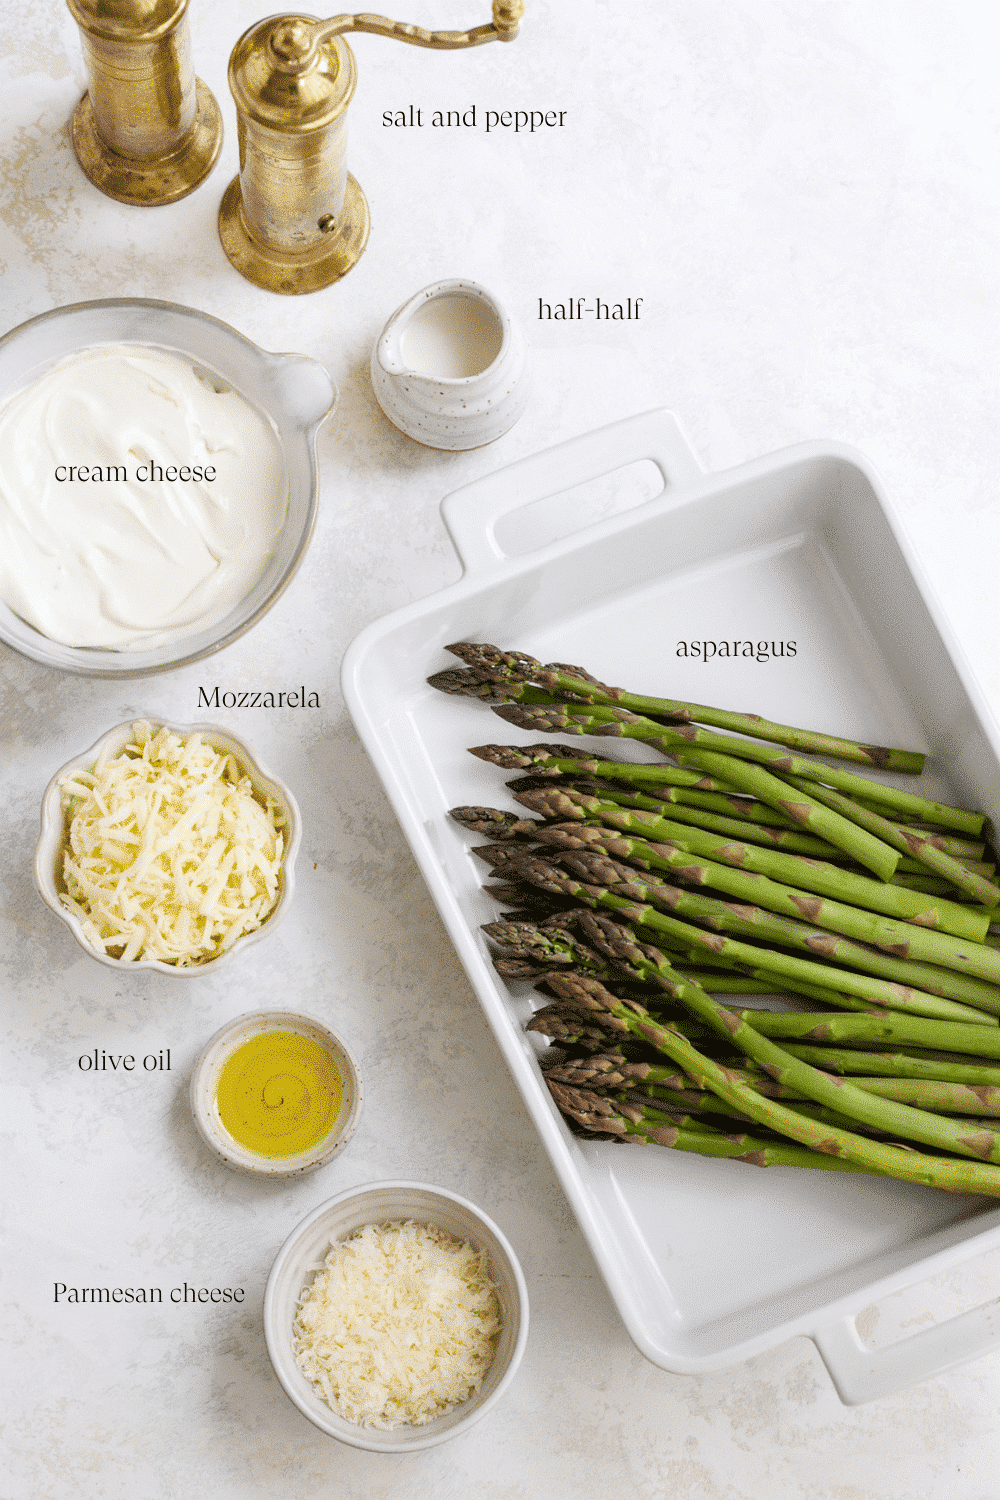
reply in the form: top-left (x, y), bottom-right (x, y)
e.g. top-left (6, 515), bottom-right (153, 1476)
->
top-left (813, 1298), bottom-right (1000, 1405)
top-left (441, 406), bottom-right (704, 576)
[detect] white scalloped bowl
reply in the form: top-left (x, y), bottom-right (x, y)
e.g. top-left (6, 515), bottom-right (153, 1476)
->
top-left (34, 719), bottom-right (300, 976)
top-left (265, 1181), bottom-right (529, 1451)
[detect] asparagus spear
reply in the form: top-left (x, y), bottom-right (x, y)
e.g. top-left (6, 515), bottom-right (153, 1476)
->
top-left (509, 781), bottom-right (991, 879)
top-left (441, 643), bottom-right (927, 773)
top-left (448, 806), bottom-right (543, 841)
top-left (487, 910), bottom-right (878, 1017)
top-left (496, 705), bottom-right (902, 879)
top-left (600, 1071), bottom-right (1000, 1139)
top-left (528, 781), bottom-right (842, 855)
top-left (543, 846), bottom-right (1000, 1016)
top-left (471, 741), bottom-right (740, 788)
top-left (526, 1006), bottom-right (619, 1050)
top-left (543, 1052), bottom-right (764, 1094)
top-left (547, 970), bottom-right (1000, 1163)
top-left (776, 1043), bottom-right (1000, 1087)
top-left (492, 700), bottom-right (984, 838)
top-left (889, 873), bottom-right (982, 894)
top-left (810, 1077), bottom-right (1000, 1115)
top-left (540, 973), bottom-right (1000, 1190)
top-left (524, 770), bottom-right (817, 834)
top-left (548, 1081), bottom-right (883, 1171)
top-left (558, 788), bottom-right (997, 885)
top-left (480, 748), bottom-right (991, 879)
top-left (531, 823), bottom-right (1000, 980)
top-left (515, 789), bottom-right (989, 942)
top-left (737, 1008), bottom-right (1000, 1059)
top-left (573, 906), bottom-right (999, 1018)
top-left (663, 971), bottom-right (793, 994)
top-left (508, 851), bottom-right (1000, 1022)
top-left (571, 911), bottom-right (1000, 1056)
top-left (481, 742), bottom-right (988, 859)
top-left (780, 774), bottom-right (1000, 909)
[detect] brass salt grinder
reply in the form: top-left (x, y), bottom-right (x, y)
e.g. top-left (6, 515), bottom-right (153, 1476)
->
top-left (66, 0), bottom-right (223, 206)
top-left (219, 3), bottom-right (525, 295)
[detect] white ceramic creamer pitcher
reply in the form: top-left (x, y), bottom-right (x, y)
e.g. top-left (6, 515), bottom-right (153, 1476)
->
top-left (371, 278), bottom-right (529, 450)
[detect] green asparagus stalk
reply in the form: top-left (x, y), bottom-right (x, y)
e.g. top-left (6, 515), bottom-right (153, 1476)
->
top-left (492, 753), bottom-right (810, 829)
top-left (546, 846), bottom-right (1000, 1016)
top-left (441, 644), bottom-right (927, 773)
top-left (666, 948), bottom-right (902, 1013)
top-left (725, 1068), bottom-right (1000, 1123)
top-left (488, 909), bottom-right (883, 1017)
top-left (496, 704), bottom-right (902, 878)
top-left (546, 1054), bottom-right (806, 1111)
top-left (543, 1055), bottom-right (790, 1105)
top-left (547, 969), bottom-right (1000, 1163)
top-left (541, 973), bottom-right (1000, 1189)
top-left (882, 831), bottom-right (989, 859)
top-left (479, 741), bottom-right (995, 858)
top-left (892, 856), bottom-right (995, 877)
top-left (525, 780), bottom-right (843, 855)
top-left (531, 823), bottom-right (1000, 980)
top-left (471, 740), bottom-right (742, 788)
top-left (663, 971), bottom-right (793, 994)
top-left (492, 700), bottom-right (984, 838)
top-left (889, 873), bottom-right (980, 895)
top-left (609, 1096), bottom-right (741, 1133)
top-left (509, 851), bottom-right (1000, 1023)
top-left (525, 1006), bottom-right (621, 1050)
top-left (515, 788), bottom-right (989, 942)
top-left (780, 773), bottom-right (1000, 909)
top-left (810, 1077), bottom-right (1000, 1115)
top-left (548, 1081), bottom-right (883, 1171)
top-left (573, 906), bottom-right (998, 1019)
top-left (447, 806), bottom-right (544, 841)
top-left (775, 1043), bottom-right (1000, 1087)
top-left (736, 1008), bottom-right (1000, 1059)
top-left (542, 1053), bottom-right (679, 1088)
top-left (571, 912), bottom-right (1000, 1060)
top-left (608, 1075), bottom-right (1000, 1135)
top-left (561, 773), bottom-right (813, 833)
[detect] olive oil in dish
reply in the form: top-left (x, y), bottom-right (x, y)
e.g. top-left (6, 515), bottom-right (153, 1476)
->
top-left (215, 1030), bottom-right (342, 1159)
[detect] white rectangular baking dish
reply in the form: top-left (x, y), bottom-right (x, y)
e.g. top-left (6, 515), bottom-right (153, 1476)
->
top-left (342, 408), bottom-right (1000, 1404)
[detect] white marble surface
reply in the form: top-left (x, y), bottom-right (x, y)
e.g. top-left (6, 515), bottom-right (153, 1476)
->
top-left (4, 2), bottom-right (1000, 1495)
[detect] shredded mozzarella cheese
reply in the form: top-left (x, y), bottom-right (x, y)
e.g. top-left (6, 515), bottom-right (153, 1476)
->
top-left (58, 721), bottom-right (284, 966)
top-left (293, 1220), bottom-right (501, 1429)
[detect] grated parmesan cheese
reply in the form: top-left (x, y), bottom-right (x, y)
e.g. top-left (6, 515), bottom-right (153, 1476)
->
top-left (58, 721), bottom-right (284, 966)
top-left (292, 1220), bottom-right (501, 1429)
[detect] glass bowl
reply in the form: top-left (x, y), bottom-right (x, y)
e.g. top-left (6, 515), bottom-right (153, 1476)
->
top-left (0, 297), bottom-right (335, 676)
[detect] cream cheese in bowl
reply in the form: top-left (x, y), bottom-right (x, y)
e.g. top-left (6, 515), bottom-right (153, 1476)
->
top-left (0, 298), bottom-right (335, 677)
top-left (0, 346), bottom-right (288, 649)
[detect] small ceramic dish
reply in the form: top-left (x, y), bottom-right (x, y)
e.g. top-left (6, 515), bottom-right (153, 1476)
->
top-left (265, 1181), bottom-right (529, 1451)
top-left (34, 719), bottom-right (300, 976)
top-left (190, 1010), bottom-right (362, 1178)
top-left (0, 298), bottom-right (336, 676)
top-left (371, 278), bottom-right (529, 450)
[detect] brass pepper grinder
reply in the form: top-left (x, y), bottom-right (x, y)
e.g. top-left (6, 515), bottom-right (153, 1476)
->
top-left (66, 0), bottom-right (223, 206)
top-left (219, 2), bottom-right (524, 296)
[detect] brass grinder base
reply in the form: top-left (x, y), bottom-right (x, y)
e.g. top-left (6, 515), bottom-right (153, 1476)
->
top-left (71, 79), bottom-right (224, 207)
top-left (218, 174), bottom-right (370, 295)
